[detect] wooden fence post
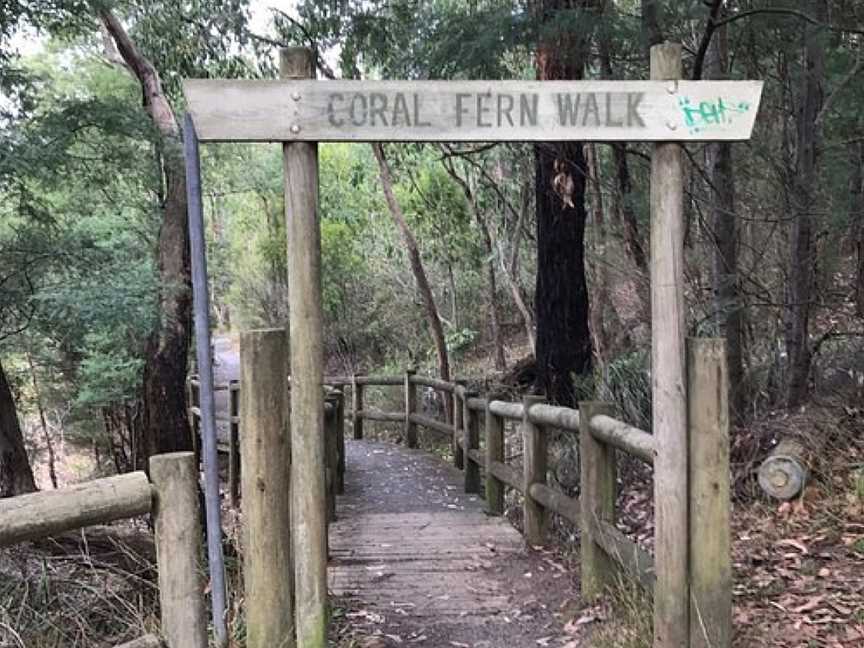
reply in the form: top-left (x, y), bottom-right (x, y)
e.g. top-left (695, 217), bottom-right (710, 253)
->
top-left (240, 328), bottom-right (293, 648)
top-left (282, 46), bottom-right (328, 648)
top-left (579, 401), bottom-right (617, 601)
top-left (463, 391), bottom-right (481, 493)
top-left (335, 386), bottom-right (346, 494)
top-left (453, 382), bottom-right (465, 469)
top-left (352, 374), bottom-right (364, 440)
top-left (522, 395), bottom-right (547, 546)
top-left (149, 452), bottom-right (208, 648)
top-left (229, 380), bottom-right (240, 507)
top-left (688, 338), bottom-right (731, 648)
top-left (404, 368), bottom-right (418, 448)
top-left (485, 397), bottom-right (504, 515)
top-left (325, 395), bottom-right (338, 524)
top-left (650, 41), bottom-right (689, 648)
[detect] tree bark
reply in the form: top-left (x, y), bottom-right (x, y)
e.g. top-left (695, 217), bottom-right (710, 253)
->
top-left (705, 15), bottom-right (745, 418)
top-left (372, 143), bottom-right (451, 384)
top-left (0, 358), bottom-right (37, 498)
top-left (532, 0), bottom-right (594, 405)
top-left (850, 139), bottom-right (864, 316)
top-left (785, 1), bottom-right (825, 407)
top-left (100, 10), bottom-right (193, 463)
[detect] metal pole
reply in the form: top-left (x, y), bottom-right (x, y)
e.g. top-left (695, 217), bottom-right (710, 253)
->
top-left (183, 113), bottom-right (228, 647)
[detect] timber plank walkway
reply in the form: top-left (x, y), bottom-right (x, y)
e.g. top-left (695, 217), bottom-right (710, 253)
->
top-left (328, 440), bottom-right (583, 647)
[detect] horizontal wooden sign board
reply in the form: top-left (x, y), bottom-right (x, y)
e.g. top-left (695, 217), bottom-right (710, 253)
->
top-left (184, 79), bottom-right (763, 143)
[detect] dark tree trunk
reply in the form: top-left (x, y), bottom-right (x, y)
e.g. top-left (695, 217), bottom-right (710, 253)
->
top-left (850, 139), bottom-right (864, 316)
top-left (705, 16), bottom-right (745, 418)
top-left (0, 359), bottom-right (37, 497)
top-left (785, 1), bottom-right (825, 407)
top-left (532, 0), bottom-right (594, 405)
top-left (101, 10), bottom-right (193, 465)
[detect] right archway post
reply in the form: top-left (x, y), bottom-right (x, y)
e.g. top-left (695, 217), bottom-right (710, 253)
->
top-left (649, 42), bottom-right (690, 648)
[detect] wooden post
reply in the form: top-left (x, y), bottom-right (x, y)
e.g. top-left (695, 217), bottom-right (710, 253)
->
top-left (149, 452), bottom-right (207, 648)
top-left (282, 47), bottom-right (328, 648)
top-left (463, 390), bottom-right (481, 493)
top-left (453, 382), bottom-right (465, 469)
top-left (485, 397), bottom-right (504, 515)
top-left (335, 386), bottom-right (346, 494)
top-left (579, 401), bottom-right (617, 601)
top-left (404, 368), bottom-right (418, 448)
top-left (240, 329), bottom-right (293, 648)
top-left (688, 338), bottom-right (731, 648)
top-left (522, 395), bottom-right (547, 546)
top-left (650, 41), bottom-right (689, 648)
top-left (325, 396), bottom-right (338, 523)
top-left (229, 380), bottom-right (240, 507)
top-left (351, 374), bottom-right (364, 440)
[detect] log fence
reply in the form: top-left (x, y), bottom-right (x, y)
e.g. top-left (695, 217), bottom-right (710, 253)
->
top-left (0, 452), bottom-right (207, 648)
top-left (186, 338), bottom-right (730, 648)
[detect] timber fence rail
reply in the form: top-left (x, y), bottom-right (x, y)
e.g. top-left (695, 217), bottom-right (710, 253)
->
top-left (0, 452), bottom-right (208, 648)
top-left (187, 341), bottom-right (731, 648)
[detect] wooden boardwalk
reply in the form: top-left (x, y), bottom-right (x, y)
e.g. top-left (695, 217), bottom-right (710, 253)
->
top-left (328, 440), bottom-right (582, 647)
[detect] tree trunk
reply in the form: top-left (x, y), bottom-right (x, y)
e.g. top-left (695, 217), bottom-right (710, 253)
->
top-left (785, 2), bottom-right (825, 407)
top-left (372, 143), bottom-right (451, 385)
top-left (532, 0), bottom-right (594, 405)
top-left (101, 10), bottom-right (193, 464)
top-left (25, 350), bottom-right (57, 489)
top-left (0, 359), bottom-right (37, 498)
top-left (850, 139), bottom-right (864, 316)
top-left (705, 16), bottom-right (745, 418)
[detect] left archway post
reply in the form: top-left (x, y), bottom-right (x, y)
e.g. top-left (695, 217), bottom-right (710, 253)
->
top-left (184, 113), bottom-right (229, 647)
top-left (281, 47), bottom-right (329, 648)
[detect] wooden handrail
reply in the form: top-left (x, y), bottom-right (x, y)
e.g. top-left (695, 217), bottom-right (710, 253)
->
top-left (589, 415), bottom-right (654, 464)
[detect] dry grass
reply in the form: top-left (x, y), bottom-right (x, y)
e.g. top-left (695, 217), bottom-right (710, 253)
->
top-left (0, 524), bottom-right (160, 647)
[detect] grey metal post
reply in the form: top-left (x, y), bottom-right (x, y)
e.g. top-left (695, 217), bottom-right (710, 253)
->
top-left (183, 113), bottom-right (228, 647)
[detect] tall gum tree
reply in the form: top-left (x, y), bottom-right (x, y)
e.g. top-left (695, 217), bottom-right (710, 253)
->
top-left (100, 9), bottom-right (193, 463)
top-left (532, 0), bottom-right (596, 405)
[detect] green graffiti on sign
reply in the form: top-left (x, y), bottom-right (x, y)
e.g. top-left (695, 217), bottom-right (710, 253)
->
top-left (678, 97), bottom-right (751, 135)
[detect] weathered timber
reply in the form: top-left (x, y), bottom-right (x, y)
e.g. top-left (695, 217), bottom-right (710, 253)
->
top-left (149, 452), bottom-right (207, 648)
top-left (404, 368), bottom-right (418, 448)
top-left (354, 375), bottom-right (403, 386)
top-left (528, 482), bottom-right (579, 525)
top-left (488, 400), bottom-right (524, 420)
top-left (410, 374), bottom-right (456, 392)
top-left (229, 381), bottom-right (240, 506)
top-left (409, 413), bottom-right (454, 436)
top-left (488, 460), bottom-right (523, 492)
top-left (527, 403), bottom-right (581, 431)
top-left (688, 338), bottom-right (732, 648)
top-left (335, 387), bottom-right (346, 494)
top-left (325, 399), bottom-right (338, 524)
top-left (282, 48), bottom-right (328, 648)
top-left (463, 392), bottom-right (481, 494)
top-left (453, 383), bottom-right (465, 469)
top-left (650, 42), bottom-right (690, 648)
top-left (360, 409), bottom-right (406, 423)
top-left (240, 329), bottom-right (293, 648)
top-left (579, 401), bottom-right (617, 600)
top-left (184, 79), bottom-right (763, 143)
top-left (757, 438), bottom-right (808, 500)
top-left (589, 415), bottom-right (655, 464)
top-left (112, 635), bottom-right (163, 648)
top-left (485, 400), bottom-right (505, 515)
top-left (351, 376), bottom-right (364, 440)
top-left (0, 472), bottom-right (152, 548)
top-left (522, 396), bottom-right (547, 545)
top-left (466, 448), bottom-right (483, 466)
top-left (467, 397), bottom-right (488, 411)
top-left (592, 519), bottom-right (656, 592)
